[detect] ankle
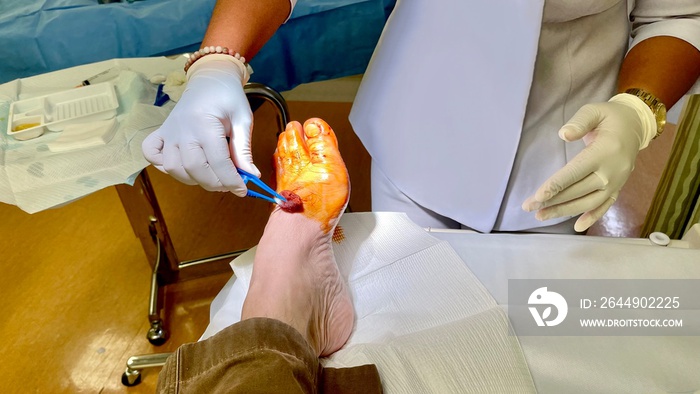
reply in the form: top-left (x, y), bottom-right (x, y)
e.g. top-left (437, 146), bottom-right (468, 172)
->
top-left (259, 210), bottom-right (332, 251)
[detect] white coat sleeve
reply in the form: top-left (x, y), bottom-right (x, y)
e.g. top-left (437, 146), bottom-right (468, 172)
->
top-left (629, 0), bottom-right (700, 51)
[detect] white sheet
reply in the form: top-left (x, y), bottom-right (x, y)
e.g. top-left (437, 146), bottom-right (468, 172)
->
top-left (202, 212), bottom-right (537, 393)
top-left (204, 212), bottom-right (700, 393)
top-left (434, 230), bottom-right (700, 393)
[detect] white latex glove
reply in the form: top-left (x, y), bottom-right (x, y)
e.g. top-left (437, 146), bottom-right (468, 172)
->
top-left (142, 54), bottom-right (257, 195)
top-left (522, 93), bottom-right (657, 232)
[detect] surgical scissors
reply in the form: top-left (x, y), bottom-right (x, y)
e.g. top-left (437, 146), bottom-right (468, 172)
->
top-left (237, 168), bottom-right (287, 204)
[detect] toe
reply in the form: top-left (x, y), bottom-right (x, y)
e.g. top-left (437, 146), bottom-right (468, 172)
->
top-left (276, 121), bottom-right (301, 160)
top-left (275, 121), bottom-right (310, 190)
top-left (287, 121), bottom-right (310, 167)
top-left (303, 118), bottom-right (324, 137)
top-left (303, 118), bottom-right (339, 164)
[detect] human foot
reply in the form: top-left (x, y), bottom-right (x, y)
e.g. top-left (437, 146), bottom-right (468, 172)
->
top-left (274, 118), bottom-right (350, 232)
top-left (241, 118), bottom-right (354, 357)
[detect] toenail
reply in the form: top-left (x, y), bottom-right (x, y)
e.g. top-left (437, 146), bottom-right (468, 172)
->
top-left (306, 125), bottom-right (321, 137)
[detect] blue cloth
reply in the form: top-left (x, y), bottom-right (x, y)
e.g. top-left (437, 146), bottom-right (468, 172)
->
top-left (0, 0), bottom-right (395, 91)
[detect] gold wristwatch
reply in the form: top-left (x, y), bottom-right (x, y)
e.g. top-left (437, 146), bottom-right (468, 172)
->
top-left (625, 88), bottom-right (667, 139)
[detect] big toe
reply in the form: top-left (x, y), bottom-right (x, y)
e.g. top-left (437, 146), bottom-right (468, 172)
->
top-left (303, 118), bottom-right (340, 164)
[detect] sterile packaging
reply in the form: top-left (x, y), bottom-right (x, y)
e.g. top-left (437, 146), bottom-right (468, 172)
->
top-left (5, 82), bottom-right (119, 141)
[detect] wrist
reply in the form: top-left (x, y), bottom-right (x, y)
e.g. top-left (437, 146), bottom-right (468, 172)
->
top-left (608, 93), bottom-right (658, 150)
top-left (185, 52), bottom-right (252, 85)
top-left (621, 88), bottom-right (667, 139)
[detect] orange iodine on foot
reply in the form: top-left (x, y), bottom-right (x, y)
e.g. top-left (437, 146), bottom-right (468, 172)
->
top-left (274, 118), bottom-right (350, 233)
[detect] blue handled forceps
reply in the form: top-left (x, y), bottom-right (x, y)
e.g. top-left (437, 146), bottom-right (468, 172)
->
top-left (237, 168), bottom-right (287, 204)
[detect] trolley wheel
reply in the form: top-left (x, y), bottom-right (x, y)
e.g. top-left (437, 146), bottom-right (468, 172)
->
top-left (147, 321), bottom-right (168, 346)
top-left (121, 370), bottom-right (142, 387)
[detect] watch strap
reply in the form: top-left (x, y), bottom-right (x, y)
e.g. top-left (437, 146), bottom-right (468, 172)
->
top-left (624, 88), bottom-right (667, 139)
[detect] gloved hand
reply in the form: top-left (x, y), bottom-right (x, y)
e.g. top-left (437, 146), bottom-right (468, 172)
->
top-left (142, 54), bottom-right (257, 196)
top-left (522, 93), bottom-right (657, 232)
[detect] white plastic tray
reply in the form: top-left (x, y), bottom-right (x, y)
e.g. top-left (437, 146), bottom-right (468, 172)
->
top-left (5, 82), bottom-right (119, 141)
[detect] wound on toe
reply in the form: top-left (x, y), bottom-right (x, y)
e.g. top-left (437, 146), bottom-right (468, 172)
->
top-left (279, 190), bottom-right (304, 213)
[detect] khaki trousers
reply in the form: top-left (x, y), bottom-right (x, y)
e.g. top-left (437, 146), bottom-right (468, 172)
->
top-left (157, 318), bottom-right (382, 394)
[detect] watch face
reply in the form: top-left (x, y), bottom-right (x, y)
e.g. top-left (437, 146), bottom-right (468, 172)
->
top-left (625, 88), bottom-right (666, 136)
top-left (658, 104), bottom-right (667, 117)
top-left (655, 104), bottom-right (666, 136)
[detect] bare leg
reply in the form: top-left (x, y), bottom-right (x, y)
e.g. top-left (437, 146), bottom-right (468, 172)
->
top-left (241, 118), bottom-right (354, 357)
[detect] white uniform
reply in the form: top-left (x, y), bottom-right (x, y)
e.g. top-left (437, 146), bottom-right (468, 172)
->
top-left (349, 0), bottom-right (700, 232)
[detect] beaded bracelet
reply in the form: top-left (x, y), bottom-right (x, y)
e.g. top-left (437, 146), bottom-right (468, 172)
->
top-left (184, 46), bottom-right (247, 73)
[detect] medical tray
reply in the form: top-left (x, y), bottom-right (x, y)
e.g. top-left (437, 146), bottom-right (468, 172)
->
top-left (6, 82), bottom-right (119, 141)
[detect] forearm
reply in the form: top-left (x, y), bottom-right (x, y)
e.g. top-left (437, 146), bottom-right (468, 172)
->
top-left (202, 0), bottom-right (291, 60)
top-left (617, 36), bottom-right (700, 108)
